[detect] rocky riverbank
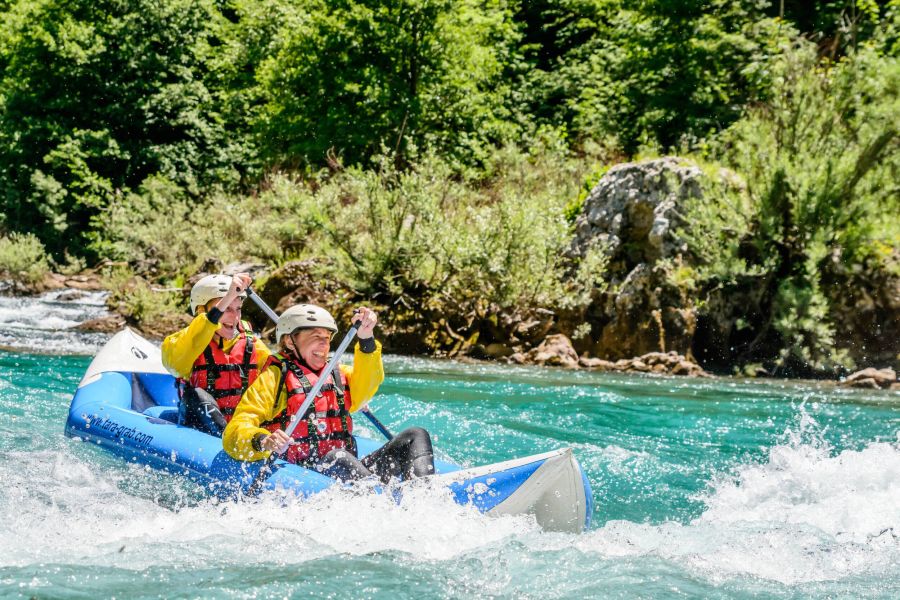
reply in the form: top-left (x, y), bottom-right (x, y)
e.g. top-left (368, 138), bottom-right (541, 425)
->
top-left (5, 269), bottom-right (898, 388)
top-left (5, 157), bottom-right (897, 386)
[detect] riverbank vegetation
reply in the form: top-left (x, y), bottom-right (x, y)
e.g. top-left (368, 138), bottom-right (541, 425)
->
top-left (1, 0), bottom-right (897, 376)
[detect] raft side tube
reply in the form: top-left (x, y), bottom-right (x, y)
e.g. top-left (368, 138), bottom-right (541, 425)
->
top-left (430, 448), bottom-right (591, 533)
top-left (65, 329), bottom-right (595, 532)
top-left (66, 370), bottom-right (336, 498)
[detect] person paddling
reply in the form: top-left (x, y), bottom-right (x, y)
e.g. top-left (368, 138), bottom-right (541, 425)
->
top-left (222, 304), bottom-right (435, 483)
top-left (162, 273), bottom-right (271, 436)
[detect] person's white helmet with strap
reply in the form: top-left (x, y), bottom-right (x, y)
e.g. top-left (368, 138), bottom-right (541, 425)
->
top-left (190, 274), bottom-right (246, 315)
top-left (276, 304), bottom-right (338, 340)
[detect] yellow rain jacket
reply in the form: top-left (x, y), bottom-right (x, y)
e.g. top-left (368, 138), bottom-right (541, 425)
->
top-left (223, 341), bottom-right (384, 462)
top-left (161, 312), bottom-right (271, 380)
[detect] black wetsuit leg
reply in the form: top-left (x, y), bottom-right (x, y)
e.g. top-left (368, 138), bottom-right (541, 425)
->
top-left (178, 387), bottom-right (227, 437)
top-left (313, 448), bottom-right (373, 482)
top-left (361, 427), bottom-right (435, 484)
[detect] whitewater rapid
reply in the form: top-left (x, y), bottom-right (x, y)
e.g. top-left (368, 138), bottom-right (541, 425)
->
top-left (1, 286), bottom-right (898, 598)
top-left (577, 429), bottom-right (900, 586)
top-left (0, 287), bottom-right (110, 354)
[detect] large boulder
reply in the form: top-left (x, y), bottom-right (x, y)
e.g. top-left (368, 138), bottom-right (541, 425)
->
top-left (249, 259), bottom-right (365, 342)
top-left (258, 259), bottom-right (350, 314)
top-left (570, 158), bottom-right (710, 360)
top-left (572, 157), bottom-right (703, 264)
top-left (134, 312), bottom-right (192, 341)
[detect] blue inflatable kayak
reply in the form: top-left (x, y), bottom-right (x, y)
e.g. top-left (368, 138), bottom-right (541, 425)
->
top-left (65, 329), bottom-right (593, 532)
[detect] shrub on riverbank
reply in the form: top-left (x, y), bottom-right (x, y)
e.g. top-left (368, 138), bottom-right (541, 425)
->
top-left (101, 266), bottom-right (189, 336)
top-left (681, 41), bottom-right (899, 375)
top-left (0, 233), bottom-right (51, 285)
top-left (95, 142), bottom-right (609, 346)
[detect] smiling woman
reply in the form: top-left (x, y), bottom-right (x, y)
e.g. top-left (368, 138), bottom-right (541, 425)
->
top-left (160, 273), bottom-right (272, 436)
top-left (221, 303), bottom-right (440, 485)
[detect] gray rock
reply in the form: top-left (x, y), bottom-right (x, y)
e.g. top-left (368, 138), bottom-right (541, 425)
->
top-left (75, 314), bottom-right (126, 334)
top-left (568, 157), bottom-right (737, 361)
top-left (842, 367), bottom-right (897, 389)
top-left (507, 352), bottom-right (527, 365)
top-left (525, 334), bottom-right (579, 369)
top-left (579, 357), bottom-right (615, 369)
top-left (571, 157), bottom-right (702, 262)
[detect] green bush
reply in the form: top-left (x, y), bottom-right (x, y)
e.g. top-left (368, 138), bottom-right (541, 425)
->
top-left (96, 175), bottom-right (299, 274)
top-left (269, 142), bottom-right (606, 315)
top-left (685, 38), bottom-right (899, 373)
top-left (0, 233), bottom-right (52, 284)
top-left (672, 162), bottom-right (759, 286)
top-left (99, 143), bottom-right (607, 329)
top-left (102, 267), bottom-right (185, 325)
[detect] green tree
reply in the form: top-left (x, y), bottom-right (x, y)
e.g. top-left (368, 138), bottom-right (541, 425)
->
top-left (765, 0), bottom-right (892, 54)
top-left (257, 0), bottom-right (519, 168)
top-left (0, 0), bottom-right (248, 259)
top-left (511, 0), bottom-right (789, 154)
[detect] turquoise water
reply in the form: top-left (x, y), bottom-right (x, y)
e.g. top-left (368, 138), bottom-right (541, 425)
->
top-left (1, 292), bottom-right (899, 598)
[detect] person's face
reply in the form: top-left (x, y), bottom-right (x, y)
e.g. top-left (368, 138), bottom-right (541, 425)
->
top-left (289, 327), bottom-right (333, 370)
top-left (208, 297), bottom-right (243, 339)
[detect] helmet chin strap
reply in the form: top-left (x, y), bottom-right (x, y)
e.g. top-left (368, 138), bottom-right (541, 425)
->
top-left (285, 333), bottom-right (303, 363)
top-left (286, 333), bottom-right (327, 372)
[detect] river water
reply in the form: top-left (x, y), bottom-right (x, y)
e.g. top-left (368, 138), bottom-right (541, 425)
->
top-left (0, 291), bottom-right (898, 598)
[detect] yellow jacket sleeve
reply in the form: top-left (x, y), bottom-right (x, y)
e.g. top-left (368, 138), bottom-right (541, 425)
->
top-left (222, 363), bottom-right (283, 462)
top-left (162, 316), bottom-right (271, 380)
top-left (251, 337), bottom-right (272, 374)
top-left (222, 340), bottom-right (385, 462)
top-left (161, 313), bottom-right (219, 379)
top-left (342, 340), bottom-right (385, 412)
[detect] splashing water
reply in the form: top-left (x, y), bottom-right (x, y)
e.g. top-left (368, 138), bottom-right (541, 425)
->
top-left (573, 413), bottom-right (900, 589)
top-left (1, 292), bottom-right (899, 598)
top-left (0, 288), bottom-right (110, 354)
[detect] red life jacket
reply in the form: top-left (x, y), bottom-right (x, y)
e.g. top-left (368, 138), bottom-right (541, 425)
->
top-left (261, 354), bottom-right (354, 465)
top-left (188, 322), bottom-right (258, 421)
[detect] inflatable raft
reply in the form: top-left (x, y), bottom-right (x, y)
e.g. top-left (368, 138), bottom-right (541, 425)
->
top-left (65, 329), bottom-right (593, 532)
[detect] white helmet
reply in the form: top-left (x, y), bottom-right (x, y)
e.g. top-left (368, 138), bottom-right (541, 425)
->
top-left (276, 304), bottom-right (338, 340)
top-left (190, 274), bottom-right (246, 315)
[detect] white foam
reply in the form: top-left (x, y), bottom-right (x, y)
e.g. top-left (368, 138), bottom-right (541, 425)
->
top-left (572, 431), bottom-right (900, 585)
top-left (698, 439), bottom-right (900, 542)
top-left (575, 518), bottom-right (898, 585)
top-left (0, 289), bottom-right (111, 354)
top-left (0, 449), bottom-right (535, 570)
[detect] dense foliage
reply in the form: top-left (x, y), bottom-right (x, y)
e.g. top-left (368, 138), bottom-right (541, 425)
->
top-left (513, 0), bottom-right (787, 153)
top-left (259, 0), bottom-right (520, 168)
top-left (0, 0), bottom-right (250, 259)
top-left (0, 0), bottom-right (806, 259)
top-left (679, 40), bottom-right (898, 374)
top-left (0, 0), bottom-right (897, 372)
